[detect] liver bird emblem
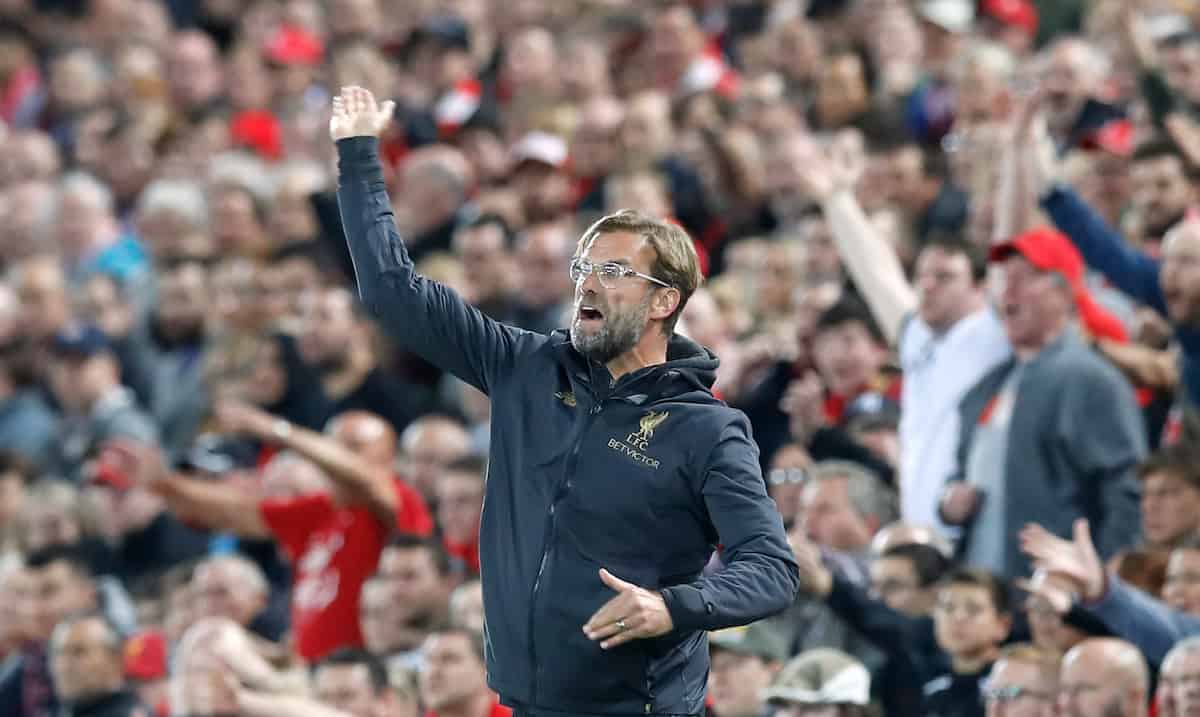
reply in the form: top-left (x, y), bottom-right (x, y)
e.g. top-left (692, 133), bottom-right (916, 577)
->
top-left (635, 410), bottom-right (670, 442)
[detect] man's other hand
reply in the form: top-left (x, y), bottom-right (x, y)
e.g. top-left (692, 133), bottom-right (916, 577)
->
top-left (330, 86), bottom-right (396, 142)
top-left (583, 569), bottom-right (674, 649)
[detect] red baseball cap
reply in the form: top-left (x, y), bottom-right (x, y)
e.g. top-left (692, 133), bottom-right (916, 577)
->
top-left (264, 25), bottom-right (324, 66)
top-left (981, 0), bottom-right (1038, 35)
top-left (230, 110), bottom-right (283, 160)
top-left (86, 441), bottom-right (141, 491)
top-left (990, 227), bottom-right (1128, 342)
top-left (124, 630), bottom-right (168, 681)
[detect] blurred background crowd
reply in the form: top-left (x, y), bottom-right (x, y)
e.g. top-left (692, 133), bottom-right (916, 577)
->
top-left (4, 0), bottom-right (1200, 715)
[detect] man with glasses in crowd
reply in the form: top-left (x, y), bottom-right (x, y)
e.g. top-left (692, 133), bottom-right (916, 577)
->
top-left (982, 643), bottom-right (1059, 717)
top-left (330, 86), bottom-right (798, 717)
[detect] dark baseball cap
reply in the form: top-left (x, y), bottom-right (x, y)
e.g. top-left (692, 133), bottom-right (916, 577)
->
top-left (51, 324), bottom-right (111, 358)
top-left (406, 15), bottom-right (471, 53)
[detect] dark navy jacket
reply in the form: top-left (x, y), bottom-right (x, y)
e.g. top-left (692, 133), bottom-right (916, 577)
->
top-left (336, 137), bottom-right (799, 715)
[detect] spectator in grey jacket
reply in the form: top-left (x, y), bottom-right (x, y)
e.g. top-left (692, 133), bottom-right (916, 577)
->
top-left (940, 228), bottom-right (1145, 578)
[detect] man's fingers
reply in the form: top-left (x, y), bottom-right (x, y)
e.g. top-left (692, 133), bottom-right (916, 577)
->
top-left (585, 613), bottom-right (637, 642)
top-left (583, 593), bottom-right (627, 633)
top-left (380, 100), bottom-right (396, 121)
top-left (1073, 518), bottom-right (1094, 553)
top-left (599, 624), bottom-right (642, 650)
top-left (599, 568), bottom-right (635, 593)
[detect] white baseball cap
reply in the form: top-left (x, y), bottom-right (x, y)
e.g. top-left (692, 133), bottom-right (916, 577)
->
top-left (762, 648), bottom-right (871, 706)
top-left (918, 0), bottom-right (976, 33)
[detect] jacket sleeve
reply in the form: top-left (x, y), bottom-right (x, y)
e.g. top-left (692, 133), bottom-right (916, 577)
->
top-left (1057, 359), bottom-right (1146, 559)
top-left (660, 415), bottom-right (800, 631)
top-left (335, 136), bottom-right (543, 394)
top-left (1084, 573), bottom-right (1200, 667)
top-left (824, 572), bottom-right (931, 659)
top-left (1040, 186), bottom-right (1168, 315)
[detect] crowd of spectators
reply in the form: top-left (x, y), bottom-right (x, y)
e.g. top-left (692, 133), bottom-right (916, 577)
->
top-left (3, 0), bottom-right (1200, 715)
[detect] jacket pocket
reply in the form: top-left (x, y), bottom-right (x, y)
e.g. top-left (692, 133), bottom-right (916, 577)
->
top-left (536, 551), bottom-right (655, 705)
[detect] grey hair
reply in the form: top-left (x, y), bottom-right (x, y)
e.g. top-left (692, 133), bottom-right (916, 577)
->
top-left (208, 151), bottom-right (274, 202)
top-left (1045, 36), bottom-right (1111, 87)
top-left (1165, 635), bottom-right (1200, 668)
top-left (57, 171), bottom-right (115, 216)
top-left (954, 40), bottom-right (1015, 83)
top-left (808, 460), bottom-right (898, 524)
top-left (193, 554), bottom-right (269, 598)
top-left (270, 160), bottom-right (330, 197)
top-left (137, 179), bottom-right (209, 231)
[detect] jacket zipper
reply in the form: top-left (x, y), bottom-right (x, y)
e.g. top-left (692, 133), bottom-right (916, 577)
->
top-left (529, 395), bottom-right (605, 704)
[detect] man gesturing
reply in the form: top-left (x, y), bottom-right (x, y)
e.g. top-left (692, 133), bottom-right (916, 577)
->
top-left (331, 86), bottom-right (798, 716)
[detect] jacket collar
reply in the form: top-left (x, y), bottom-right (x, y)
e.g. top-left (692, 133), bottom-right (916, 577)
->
top-left (552, 330), bottom-right (719, 402)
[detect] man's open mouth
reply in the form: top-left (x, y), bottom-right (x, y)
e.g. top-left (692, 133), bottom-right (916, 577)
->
top-left (579, 305), bottom-right (605, 321)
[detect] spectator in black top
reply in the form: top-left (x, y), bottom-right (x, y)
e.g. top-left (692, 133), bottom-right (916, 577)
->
top-left (870, 543), bottom-right (951, 619)
top-left (452, 213), bottom-right (521, 322)
top-left (83, 442), bottom-right (209, 591)
top-left (0, 543), bottom-right (102, 717)
top-left (797, 533), bottom-right (1012, 717)
top-left (49, 613), bottom-right (149, 717)
top-left (512, 219), bottom-right (575, 335)
top-left (312, 648), bottom-right (398, 717)
top-left (298, 287), bottom-right (435, 434)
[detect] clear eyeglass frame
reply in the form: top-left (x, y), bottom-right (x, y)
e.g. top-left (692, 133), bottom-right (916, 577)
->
top-left (569, 258), bottom-right (671, 290)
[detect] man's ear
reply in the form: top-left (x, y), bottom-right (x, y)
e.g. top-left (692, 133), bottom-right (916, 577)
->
top-left (650, 287), bottom-right (680, 322)
top-left (995, 612), bottom-right (1014, 642)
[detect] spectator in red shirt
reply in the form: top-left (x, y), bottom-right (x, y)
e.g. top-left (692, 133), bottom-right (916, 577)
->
top-left (420, 627), bottom-right (511, 717)
top-left (436, 456), bottom-right (484, 576)
top-left (108, 406), bottom-right (431, 662)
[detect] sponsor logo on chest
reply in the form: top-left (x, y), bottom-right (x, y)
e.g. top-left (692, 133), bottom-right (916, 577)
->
top-left (607, 410), bottom-right (669, 469)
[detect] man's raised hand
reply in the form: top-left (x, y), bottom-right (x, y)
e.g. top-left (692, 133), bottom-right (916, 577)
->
top-left (794, 130), bottom-right (866, 203)
top-left (329, 86), bottom-right (396, 142)
top-left (1020, 518), bottom-right (1106, 602)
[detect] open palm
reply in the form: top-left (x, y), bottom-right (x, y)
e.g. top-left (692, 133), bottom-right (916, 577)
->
top-left (1020, 518), bottom-right (1105, 602)
top-left (329, 85), bottom-right (396, 142)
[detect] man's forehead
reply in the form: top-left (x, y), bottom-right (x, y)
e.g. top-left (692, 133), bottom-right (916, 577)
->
top-left (1169, 547), bottom-right (1200, 566)
top-left (1165, 223), bottom-right (1200, 254)
top-left (938, 583), bottom-right (989, 600)
top-left (428, 632), bottom-right (473, 654)
top-left (317, 662), bottom-right (370, 684)
top-left (992, 658), bottom-right (1044, 685)
top-left (579, 230), bottom-right (649, 262)
top-left (1165, 650), bottom-right (1200, 675)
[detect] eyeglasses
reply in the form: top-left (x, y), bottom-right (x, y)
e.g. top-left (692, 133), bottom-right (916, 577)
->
top-left (982, 685), bottom-right (1055, 704)
top-left (933, 598), bottom-right (991, 618)
top-left (768, 468), bottom-right (808, 486)
top-left (870, 579), bottom-right (918, 599)
top-left (1165, 571), bottom-right (1200, 587)
top-left (569, 258), bottom-right (671, 290)
top-left (1058, 683), bottom-right (1105, 700)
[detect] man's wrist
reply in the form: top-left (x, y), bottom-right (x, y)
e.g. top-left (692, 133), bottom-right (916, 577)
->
top-left (271, 419), bottom-right (293, 442)
top-left (1084, 571), bottom-right (1108, 604)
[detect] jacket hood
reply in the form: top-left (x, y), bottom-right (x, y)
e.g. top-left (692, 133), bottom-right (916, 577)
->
top-left (552, 330), bottom-right (720, 400)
